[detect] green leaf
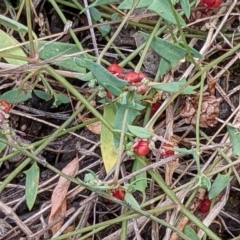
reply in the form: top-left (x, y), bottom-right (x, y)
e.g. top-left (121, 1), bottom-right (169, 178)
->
top-left (0, 29), bottom-right (27, 65)
top-left (159, 58), bottom-right (171, 76)
top-left (76, 72), bottom-right (95, 81)
top-left (179, 0), bottom-right (190, 18)
top-left (131, 160), bottom-right (147, 197)
top-left (0, 132), bottom-right (7, 153)
top-left (125, 192), bottom-right (141, 209)
top-left (113, 103), bottom-right (140, 147)
top-left (208, 174), bottom-right (232, 200)
top-left (100, 104), bottom-right (118, 173)
top-left (149, 78), bottom-right (196, 94)
top-left (179, 43), bottom-right (202, 58)
top-left (148, 0), bottom-right (186, 26)
top-left (24, 162), bottom-right (39, 210)
top-left (90, 7), bottom-right (102, 21)
top-left (192, 174), bottom-right (211, 191)
top-left (140, 32), bottom-right (187, 68)
top-left (227, 125), bottom-right (240, 157)
top-left (183, 226), bottom-right (199, 240)
top-left (34, 90), bottom-right (52, 101)
top-left (53, 93), bottom-right (70, 107)
top-left (83, 60), bottom-right (128, 95)
top-left (98, 20), bottom-right (111, 37)
top-left (127, 125), bottom-right (152, 138)
top-left (38, 41), bottom-right (86, 73)
top-left (0, 88), bottom-right (32, 104)
top-left (81, 0), bottom-right (117, 13)
top-left (0, 14), bottom-right (28, 34)
top-left (118, 0), bottom-right (150, 9)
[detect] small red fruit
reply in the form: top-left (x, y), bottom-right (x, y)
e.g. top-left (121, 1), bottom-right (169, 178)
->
top-left (199, 0), bottom-right (222, 10)
top-left (107, 64), bottom-right (123, 75)
top-left (160, 143), bottom-right (174, 158)
top-left (0, 100), bottom-right (11, 113)
top-left (137, 71), bottom-right (147, 81)
top-left (150, 101), bottom-right (161, 117)
top-left (125, 71), bottom-right (139, 83)
top-left (106, 89), bottom-right (113, 99)
top-left (132, 139), bottom-right (150, 156)
top-left (136, 84), bottom-right (148, 94)
top-left (111, 188), bottom-right (125, 200)
top-left (198, 198), bottom-right (211, 213)
top-left (125, 71), bottom-right (147, 83)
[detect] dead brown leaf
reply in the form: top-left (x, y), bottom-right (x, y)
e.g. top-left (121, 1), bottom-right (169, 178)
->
top-left (80, 115), bottom-right (101, 134)
top-left (48, 157), bottom-right (79, 234)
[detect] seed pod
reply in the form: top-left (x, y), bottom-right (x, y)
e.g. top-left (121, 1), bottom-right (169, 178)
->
top-left (180, 92), bottom-right (219, 128)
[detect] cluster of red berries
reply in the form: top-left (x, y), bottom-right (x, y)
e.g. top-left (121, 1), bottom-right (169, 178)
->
top-left (199, 0), bottom-right (222, 10)
top-left (0, 100), bottom-right (11, 113)
top-left (106, 63), bottom-right (149, 96)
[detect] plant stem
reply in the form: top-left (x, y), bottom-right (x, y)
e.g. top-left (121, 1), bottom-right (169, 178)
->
top-left (97, 0), bottom-right (140, 64)
top-left (44, 65), bottom-right (113, 131)
top-left (113, 109), bottom-right (128, 182)
top-left (135, 17), bottom-right (162, 72)
top-left (137, 157), bottom-right (221, 240)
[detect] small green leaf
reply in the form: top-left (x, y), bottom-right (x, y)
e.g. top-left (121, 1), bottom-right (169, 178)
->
top-left (89, 7), bottom-right (102, 21)
top-left (0, 133), bottom-right (7, 153)
top-left (34, 90), bottom-right (52, 101)
top-left (140, 32), bottom-right (187, 68)
top-left (148, 0), bottom-right (186, 26)
top-left (100, 104), bottom-right (118, 173)
top-left (98, 20), bottom-right (111, 37)
top-left (127, 125), bottom-right (152, 138)
top-left (0, 14), bottom-right (28, 34)
top-left (183, 226), bottom-right (199, 240)
top-left (192, 174), bottom-right (211, 191)
top-left (125, 192), bottom-right (141, 209)
top-left (0, 29), bottom-right (27, 65)
top-left (104, 83), bottom-right (122, 96)
top-left (76, 72), bottom-right (95, 81)
top-left (53, 94), bottom-right (70, 107)
top-left (24, 162), bottom-right (39, 210)
top-left (178, 43), bottom-right (202, 58)
top-left (208, 174), bottom-right (232, 200)
top-left (179, 0), bottom-right (190, 18)
top-left (227, 125), bottom-right (240, 157)
top-left (131, 160), bottom-right (147, 197)
top-left (159, 58), bottom-right (171, 76)
top-left (38, 41), bottom-right (86, 73)
top-left (118, 0), bottom-right (150, 9)
top-left (0, 88), bottom-right (32, 104)
top-left (113, 103), bottom-right (140, 147)
top-left (81, 0), bottom-right (117, 13)
top-left (149, 78), bottom-right (196, 94)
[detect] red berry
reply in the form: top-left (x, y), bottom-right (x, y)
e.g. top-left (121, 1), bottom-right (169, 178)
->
top-left (198, 198), bottom-right (211, 213)
top-left (132, 139), bottom-right (150, 156)
top-left (125, 71), bottom-right (139, 83)
top-left (125, 71), bottom-right (147, 83)
top-left (150, 101), bottom-right (161, 116)
top-left (107, 64), bottom-right (123, 75)
top-left (136, 84), bottom-right (148, 94)
top-left (199, 0), bottom-right (221, 10)
top-left (137, 71), bottom-right (147, 81)
top-left (0, 100), bottom-right (11, 113)
top-left (106, 89), bottom-right (113, 98)
top-left (111, 188), bottom-right (125, 200)
top-left (160, 143), bottom-right (174, 158)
